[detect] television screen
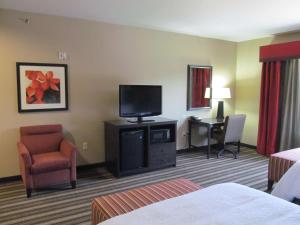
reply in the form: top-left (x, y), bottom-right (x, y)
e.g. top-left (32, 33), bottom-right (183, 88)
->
top-left (119, 85), bottom-right (162, 118)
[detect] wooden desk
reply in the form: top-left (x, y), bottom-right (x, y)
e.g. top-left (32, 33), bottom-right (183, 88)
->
top-left (188, 118), bottom-right (224, 159)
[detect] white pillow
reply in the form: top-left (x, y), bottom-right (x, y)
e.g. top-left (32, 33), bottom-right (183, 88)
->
top-left (271, 161), bottom-right (300, 201)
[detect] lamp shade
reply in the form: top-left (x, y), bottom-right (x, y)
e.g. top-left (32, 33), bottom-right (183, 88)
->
top-left (204, 87), bottom-right (231, 99)
top-left (204, 88), bottom-right (211, 98)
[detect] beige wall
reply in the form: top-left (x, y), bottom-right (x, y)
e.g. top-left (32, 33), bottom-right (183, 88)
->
top-left (0, 9), bottom-right (237, 178)
top-left (235, 38), bottom-right (272, 145)
top-left (235, 32), bottom-right (300, 145)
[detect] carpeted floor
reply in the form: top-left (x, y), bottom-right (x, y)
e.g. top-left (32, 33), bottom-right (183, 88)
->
top-left (0, 147), bottom-right (268, 225)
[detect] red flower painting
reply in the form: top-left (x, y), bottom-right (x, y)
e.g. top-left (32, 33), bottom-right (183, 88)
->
top-left (25, 70), bottom-right (61, 104)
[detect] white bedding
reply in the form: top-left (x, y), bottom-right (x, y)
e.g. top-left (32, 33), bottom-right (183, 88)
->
top-left (100, 183), bottom-right (300, 225)
top-left (272, 161), bottom-right (300, 201)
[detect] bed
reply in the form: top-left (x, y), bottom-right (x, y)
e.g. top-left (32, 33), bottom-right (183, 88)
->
top-left (91, 178), bottom-right (201, 225)
top-left (98, 182), bottom-right (300, 225)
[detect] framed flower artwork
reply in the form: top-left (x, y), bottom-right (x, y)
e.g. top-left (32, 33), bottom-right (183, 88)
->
top-left (16, 62), bottom-right (68, 112)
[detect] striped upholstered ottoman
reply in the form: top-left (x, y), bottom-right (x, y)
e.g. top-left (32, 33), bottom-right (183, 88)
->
top-left (268, 148), bottom-right (300, 190)
top-left (91, 178), bottom-right (201, 225)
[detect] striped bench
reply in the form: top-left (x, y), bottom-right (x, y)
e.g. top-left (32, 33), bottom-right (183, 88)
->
top-left (268, 148), bottom-right (300, 190)
top-left (91, 178), bottom-right (201, 225)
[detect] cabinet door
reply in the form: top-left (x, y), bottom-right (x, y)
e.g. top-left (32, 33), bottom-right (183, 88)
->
top-left (149, 143), bottom-right (176, 167)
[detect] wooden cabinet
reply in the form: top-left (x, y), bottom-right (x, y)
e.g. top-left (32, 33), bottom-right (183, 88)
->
top-left (105, 117), bottom-right (177, 177)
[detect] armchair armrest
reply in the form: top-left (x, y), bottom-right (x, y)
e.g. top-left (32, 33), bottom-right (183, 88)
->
top-left (60, 139), bottom-right (77, 159)
top-left (60, 139), bottom-right (77, 182)
top-left (18, 142), bottom-right (33, 193)
top-left (18, 142), bottom-right (32, 168)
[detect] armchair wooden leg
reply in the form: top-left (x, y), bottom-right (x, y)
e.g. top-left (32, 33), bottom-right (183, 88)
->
top-left (26, 188), bottom-right (32, 198)
top-left (71, 181), bottom-right (76, 189)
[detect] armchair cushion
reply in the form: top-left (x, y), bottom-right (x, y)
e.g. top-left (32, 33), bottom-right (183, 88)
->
top-left (21, 133), bottom-right (63, 155)
top-left (31, 152), bottom-right (70, 174)
top-left (20, 124), bottom-right (62, 136)
top-left (60, 139), bottom-right (77, 182)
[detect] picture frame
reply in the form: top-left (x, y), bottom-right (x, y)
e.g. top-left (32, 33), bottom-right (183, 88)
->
top-left (16, 62), bottom-right (68, 112)
top-left (187, 64), bottom-right (212, 111)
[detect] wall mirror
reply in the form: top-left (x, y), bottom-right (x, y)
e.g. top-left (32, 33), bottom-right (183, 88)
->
top-left (187, 65), bottom-right (212, 110)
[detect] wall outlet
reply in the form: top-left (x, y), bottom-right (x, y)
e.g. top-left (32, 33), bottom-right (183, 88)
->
top-left (82, 142), bottom-right (88, 151)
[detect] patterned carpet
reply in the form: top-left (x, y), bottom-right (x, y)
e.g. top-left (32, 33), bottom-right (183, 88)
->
top-left (0, 147), bottom-right (268, 225)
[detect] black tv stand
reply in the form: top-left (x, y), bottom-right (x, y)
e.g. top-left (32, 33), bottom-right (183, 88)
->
top-left (104, 117), bottom-right (177, 177)
top-left (127, 117), bottom-right (155, 123)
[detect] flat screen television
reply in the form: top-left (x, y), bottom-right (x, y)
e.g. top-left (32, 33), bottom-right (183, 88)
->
top-left (119, 85), bottom-right (162, 122)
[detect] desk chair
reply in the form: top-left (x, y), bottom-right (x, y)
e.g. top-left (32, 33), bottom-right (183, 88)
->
top-left (212, 114), bottom-right (246, 159)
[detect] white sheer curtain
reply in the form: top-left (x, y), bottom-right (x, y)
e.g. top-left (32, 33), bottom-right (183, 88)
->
top-left (279, 59), bottom-right (300, 151)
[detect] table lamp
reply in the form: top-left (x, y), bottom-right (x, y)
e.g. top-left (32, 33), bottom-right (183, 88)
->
top-left (205, 87), bottom-right (231, 120)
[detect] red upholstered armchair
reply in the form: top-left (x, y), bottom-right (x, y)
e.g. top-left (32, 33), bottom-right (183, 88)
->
top-left (17, 124), bottom-right (77, 197)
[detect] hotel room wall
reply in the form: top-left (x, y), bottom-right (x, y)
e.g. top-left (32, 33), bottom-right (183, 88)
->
top-left (0, 9), bottom-right (237, 178)
top-left (235, 32), bottom-right (300, 146)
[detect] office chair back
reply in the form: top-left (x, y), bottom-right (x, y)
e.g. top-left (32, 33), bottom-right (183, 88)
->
top-left (223, 114), bottom-right (246, 143)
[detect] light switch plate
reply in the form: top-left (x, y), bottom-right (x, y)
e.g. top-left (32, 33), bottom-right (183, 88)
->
top-left (58, 51), bottom-right (68, 61)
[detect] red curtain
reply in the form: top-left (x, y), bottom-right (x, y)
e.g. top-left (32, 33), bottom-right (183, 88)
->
top-left (202, 68), bottom-right (210, 107)
top-left (257, 61), bottom-right (281, 156)
top-left (260, 40), bottom-right (300, 62)
top-left (191, 68), bottom-right (210, 107)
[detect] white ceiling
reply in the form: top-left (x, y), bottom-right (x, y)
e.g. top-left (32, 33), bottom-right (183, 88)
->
top-left (1, 0), bottom-right (300, 42)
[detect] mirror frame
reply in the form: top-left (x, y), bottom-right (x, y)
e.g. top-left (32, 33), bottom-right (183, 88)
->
top-left (187, 64), bottom-right (212, 111)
